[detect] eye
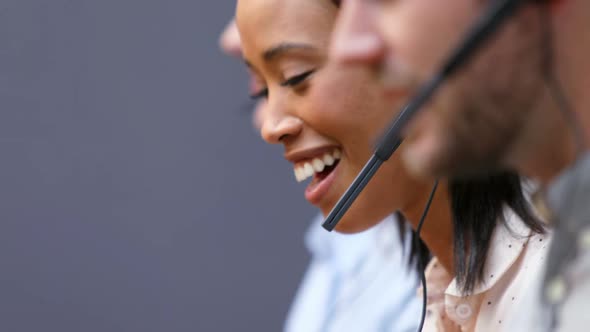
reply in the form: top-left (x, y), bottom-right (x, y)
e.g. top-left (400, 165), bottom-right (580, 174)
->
top-left (280, 70), bottom-right (315, 87)
top-left (249, 88), bottom-right (268, 100)
top-left (247, 73), bottom-right (268, 100)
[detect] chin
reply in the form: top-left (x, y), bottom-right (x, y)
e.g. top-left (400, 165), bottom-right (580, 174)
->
top-left (330, 211), bottom-right (380, 234)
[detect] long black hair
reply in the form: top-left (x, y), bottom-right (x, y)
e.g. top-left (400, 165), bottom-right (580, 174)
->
top-left (449, 172), bottom-right (545, 294)
top-left (399, 172), bottom-right (544, 294)
top-left (396, 212), bottom-right (431, 276)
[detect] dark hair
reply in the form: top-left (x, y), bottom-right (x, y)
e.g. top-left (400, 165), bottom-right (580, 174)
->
top-left (449, 172), bottom-right (545, 294)
top-left (397, 172), bottom-right (544, 292)
top-left (395, 212), bottom-right (431, 275)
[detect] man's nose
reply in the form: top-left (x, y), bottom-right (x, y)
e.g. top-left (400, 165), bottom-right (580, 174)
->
top-left (330, 0), bottom-right (386, 66)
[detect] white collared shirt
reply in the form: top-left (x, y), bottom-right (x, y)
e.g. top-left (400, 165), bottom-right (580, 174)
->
top-left (284, 214), bottom-right (422, 332)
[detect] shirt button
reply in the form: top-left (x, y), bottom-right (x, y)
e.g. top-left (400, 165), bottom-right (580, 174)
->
top-left (578, 229), bottom-right (590, 251)
top-left (456, 303), bottom-right (473, 319)
top-left (546, 276), bottom-right (568, 304)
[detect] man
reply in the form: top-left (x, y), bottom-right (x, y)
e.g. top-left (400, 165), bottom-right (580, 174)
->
top-left (325, 0), bottom-right (590, 330)
top-left (219, 19), bottom-right (422, 332)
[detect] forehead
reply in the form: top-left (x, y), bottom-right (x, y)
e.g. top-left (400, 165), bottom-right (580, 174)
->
top-left (236, 0), bottom-right (336, 62)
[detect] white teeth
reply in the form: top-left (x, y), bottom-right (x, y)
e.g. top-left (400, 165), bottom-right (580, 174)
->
top-left (303, 163), bottom-right (314, 178)
top-left (296, 167), bottom-right (306, 183)
top-left (293, 167), bottom-right (302, 182)
top-left (312, 158), bottom-right (325, 172)
top-left (292, 148), bottom-right (343, 183)
top-left (323, 154), bottom-right (335, 166)
top-left (333, 149), bottom-right (341, 159)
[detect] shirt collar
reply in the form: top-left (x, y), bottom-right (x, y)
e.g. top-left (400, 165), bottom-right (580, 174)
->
top-left (445, 208), bottom-right (532, 297)
top-left (304, 214), bottom-right (401, 276)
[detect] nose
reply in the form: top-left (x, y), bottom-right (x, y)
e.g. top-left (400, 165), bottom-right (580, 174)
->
top-left (219, 19), bottom-right (242, 57)
top-left (260, 97), bottom-right (303, 145)
top-left (330, 0), bottom-right (385, 65)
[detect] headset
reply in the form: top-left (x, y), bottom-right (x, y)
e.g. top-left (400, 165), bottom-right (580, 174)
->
top-left (320, 0), bottom-right (550, 331)
top-left (322, 0), bottom-right (548, 232)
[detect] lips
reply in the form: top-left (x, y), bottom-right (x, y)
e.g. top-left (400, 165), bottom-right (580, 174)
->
top-left (293, 148), bottom-right (341, 182)
top-left (378, 58), bottom-right (414, 102)
top-left (289, 147), bottom-right (342, 205)
top-left (380, 74), bottom-right (411, 101)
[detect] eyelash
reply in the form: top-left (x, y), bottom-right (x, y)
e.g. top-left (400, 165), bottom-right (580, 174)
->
top-left (250, 88), bottom-right (268, 100)
top-left (249, 70), bottom-right (316, 101)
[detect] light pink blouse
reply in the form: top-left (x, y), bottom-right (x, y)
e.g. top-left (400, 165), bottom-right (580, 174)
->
top-left (421, 210), bottom-right (552, 332)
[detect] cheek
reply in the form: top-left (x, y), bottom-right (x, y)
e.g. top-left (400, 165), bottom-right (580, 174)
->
top-left (333, 149), bottom-right (424, 234)
top-left (305, 69), bottom-right (388, 142)
top-left (377, 0), bottom-right (477, 79)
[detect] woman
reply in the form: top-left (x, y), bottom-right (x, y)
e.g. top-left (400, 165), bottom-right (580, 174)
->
top-left (219, 19), bottom-right (425, 332)
top-left (235, 0), bottom-right (549, 331)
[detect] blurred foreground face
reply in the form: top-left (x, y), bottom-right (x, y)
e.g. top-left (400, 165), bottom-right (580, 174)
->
top-left (237, 0), bottom-right (431, 233)
top-left (329, 0), bottom-right (547, 178)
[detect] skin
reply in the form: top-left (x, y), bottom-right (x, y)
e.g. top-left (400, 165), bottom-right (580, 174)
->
top-left (236, 0), bottom-right (453, 270)
top-left (219, 19), bottom-right (265, 129)
top-left (328, 0), bottom-right (590, 184)
top-left (219, 20), bottom-right (242, 57)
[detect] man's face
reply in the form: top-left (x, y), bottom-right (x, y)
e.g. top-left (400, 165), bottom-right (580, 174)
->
top-left (327, 0), bottom-right (546, 177)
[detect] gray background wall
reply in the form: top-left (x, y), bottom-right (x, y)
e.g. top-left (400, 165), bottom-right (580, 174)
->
top-left (0, 1), bottom-right (316, 331)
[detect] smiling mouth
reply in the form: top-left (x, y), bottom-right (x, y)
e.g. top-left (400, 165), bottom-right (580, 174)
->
top-left (292, 148), bottom-right (343, 205)
top-left (293, 148), bottom-right (341, 183)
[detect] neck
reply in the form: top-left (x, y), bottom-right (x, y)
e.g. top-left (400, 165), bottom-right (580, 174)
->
top-left (554, 0), bottom-right (590, 157)
top-left (403, 182), bottom-right (454, 273)
top-left (511, 2), bottom-right (590, 184)
top-left (508, 89), bottom-right (576, 183)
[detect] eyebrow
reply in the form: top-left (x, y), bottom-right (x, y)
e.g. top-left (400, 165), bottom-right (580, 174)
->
top-left (262, 42), bottom-right (317, 61)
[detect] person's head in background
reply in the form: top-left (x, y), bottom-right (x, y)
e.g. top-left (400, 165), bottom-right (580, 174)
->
top-left (219, 20), bottom-right (241, 57)
top-left (328, 0), bottom-right (590, 183)
top-left (219, 19), bottom-right (265, 130)
top-left (236, 0), bottom-right (544, 295)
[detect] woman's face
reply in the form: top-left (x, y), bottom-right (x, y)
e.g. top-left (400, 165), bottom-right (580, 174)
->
top-left (236, 0), bottom-right (429, 233)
